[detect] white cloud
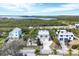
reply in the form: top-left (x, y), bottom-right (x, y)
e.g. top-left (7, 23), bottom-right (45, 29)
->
top-left (41, 4), bottom-right (79, 13)
top-left (0, 0), bottom-right (79, 13)
top-left (0, 3), bottom-right (41, 14)
top-left (0, 3), bottom-right (35, 12)
top-left (0, 2), bottom-right (79, 15)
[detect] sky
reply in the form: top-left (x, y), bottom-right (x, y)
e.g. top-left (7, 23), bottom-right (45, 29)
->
top-left (0, 1), bottom-right (79, 16)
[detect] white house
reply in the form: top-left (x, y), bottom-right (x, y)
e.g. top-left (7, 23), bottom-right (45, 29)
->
top-left (75, 24), bottom-right (79, 28)
top-left (56, 30), bottom-right (74, 54)
top-left (8, 27), bottom-right (22, 39)
top-left (56, 30), bottom-right (74, 42)
top-left (37, 30), bottom-right (50, 44)
top-left (37, 30), bottom-right (52, 54)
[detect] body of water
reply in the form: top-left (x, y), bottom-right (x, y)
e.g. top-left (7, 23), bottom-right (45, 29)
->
top-left (0, 15), bottom-right (57, 20)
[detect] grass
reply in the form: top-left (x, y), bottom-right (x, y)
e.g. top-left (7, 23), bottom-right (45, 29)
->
top-left (64, 54), bottom-right (79, 56)
top-left (0, 38), bottom-right (5, 48)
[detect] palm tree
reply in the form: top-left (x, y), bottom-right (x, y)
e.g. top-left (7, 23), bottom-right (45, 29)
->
top-left (68, 48), bottom-right (72, 56)
top-left (53, 48), bottom-right (57, 55)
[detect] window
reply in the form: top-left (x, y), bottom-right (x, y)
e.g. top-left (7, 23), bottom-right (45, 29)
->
top-left (61, 31), bottom-right (63, 33)
top-left (45, 35), bottom-right (48, 37)
top-left (60, 35), bottom-right (63, 37)
top-left (71, 35), bottom-right (73, 37)
top-left (40, 35), bottom-right (43, 37)
top-left (69, 37), bottom-right (71, 39)
top-left (66, 35), bottom-right (68, 37)
top-left (65, 38), bottom-right (68, 40)
top-left (60, 38), bottom-right (63, 41)
top-left (16, 32), bottom-right (17, 33)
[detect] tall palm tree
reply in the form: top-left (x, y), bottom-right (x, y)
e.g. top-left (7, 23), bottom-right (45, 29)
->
top-left (53, 48), bottom-right (57, 55)
top-left (68, 48), bottom-right (72, 56)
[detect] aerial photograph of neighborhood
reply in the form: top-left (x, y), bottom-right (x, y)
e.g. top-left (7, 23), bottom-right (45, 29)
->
top-left (0, 3), bottom-right (79, 56)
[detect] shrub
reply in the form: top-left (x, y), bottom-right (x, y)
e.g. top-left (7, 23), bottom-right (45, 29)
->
top-left (35, 48), bottom-right (40, 55)
top-left (72, 45), bottom-right (79, 49)
top-left (53, 48), bottom-right (57, 54)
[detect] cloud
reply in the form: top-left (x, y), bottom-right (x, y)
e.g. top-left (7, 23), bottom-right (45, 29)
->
top-left (0, 3), bottom-right (36, 12)
top-left (0, 2), bottom-right (79, 15)
top-left (0, 0), bottom-right (30, 5)
top-left (41, 4), bottom-right (79, 13)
